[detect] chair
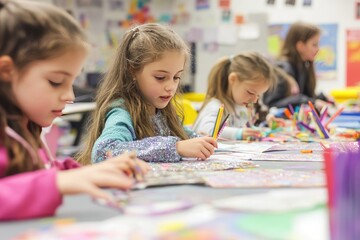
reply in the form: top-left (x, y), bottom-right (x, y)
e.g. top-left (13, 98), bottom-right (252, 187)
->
top-left (182, 92), bottom-right (205, 102)
top-left (174, 98), bottom-right (198, 126)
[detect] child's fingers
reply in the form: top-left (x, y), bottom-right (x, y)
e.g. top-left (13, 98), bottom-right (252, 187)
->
top-left (203, 136), bottom-right (218, 148)
top-left (245, 129), bottom-right (261, 136)
top-left (200, 145), bottom-right (212, 158)
top-left (86, 185), bottom-right (114, 202)
top-left (99, 172), bottom-right (134, 189)
top-left (107, 154), bottom-right (147, 177)
top-left (136, 159), bottom-right (151, 172)
top-left (197, 150), bottom-right (208, 160)
top-left (204, 142), bottom-right (215, 155)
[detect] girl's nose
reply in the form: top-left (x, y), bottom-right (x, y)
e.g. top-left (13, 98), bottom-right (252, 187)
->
top-left (165, 82), bottom-right (176, 92)
top-left (252, 95), bottom-right (259, 103)
top-left (62, 87), bottom-right (75, 103)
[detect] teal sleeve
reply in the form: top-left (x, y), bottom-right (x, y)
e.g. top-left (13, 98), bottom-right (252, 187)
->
top-left (183, 126), bottom-right (199, 138)
top-left (235, 128), bottom-right (243, 140)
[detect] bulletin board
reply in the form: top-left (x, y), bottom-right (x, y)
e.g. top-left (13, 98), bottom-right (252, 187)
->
top-left (53, 0), bottom-right (269, 92)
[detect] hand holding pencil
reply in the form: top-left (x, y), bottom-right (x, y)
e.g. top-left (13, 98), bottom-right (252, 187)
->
top-left (176, 137), bottom-right (217, 160)
top-left (56, 152), bottom-right (150, 202)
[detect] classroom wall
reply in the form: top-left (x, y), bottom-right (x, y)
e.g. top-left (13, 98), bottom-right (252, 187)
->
top-left (227, 0), bottom-right (359, 98)
top-left (46, 0), bottom-right (360, 95)
top-left (177, 0), bottom-right (360, 94)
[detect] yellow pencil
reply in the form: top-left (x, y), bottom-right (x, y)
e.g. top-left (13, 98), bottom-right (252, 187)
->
top-left (309, 112), bottom-right (324, 138)
top-left (213, 104), bottom-right (224, 139)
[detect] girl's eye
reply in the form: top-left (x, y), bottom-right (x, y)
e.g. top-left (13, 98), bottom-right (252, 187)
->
top-left (155, 76), bottom-right (165, 80)
top-left (174, 76), bottom-right (181, 81)
top-left (247, 91), bottom-right (255, 95)
top-left (49, 81), bottom-right (62, 87)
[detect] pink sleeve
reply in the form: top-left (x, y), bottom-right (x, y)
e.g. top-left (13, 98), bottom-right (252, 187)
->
top-left (53, 157), bottom-right (82, 170)
top-left (0, 168), bottom-right (62, 220)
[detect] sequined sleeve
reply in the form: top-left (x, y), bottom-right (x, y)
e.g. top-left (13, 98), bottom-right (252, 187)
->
top-left (92, 136), bottom-right (181, 163)
top-left (91, 107), bottom-right (182, 163)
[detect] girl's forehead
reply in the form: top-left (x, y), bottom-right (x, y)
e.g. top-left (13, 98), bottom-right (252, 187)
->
top-left (243, 79), bottom-right (270, 90)
top-left (143, 51), bottom-right (185, 71)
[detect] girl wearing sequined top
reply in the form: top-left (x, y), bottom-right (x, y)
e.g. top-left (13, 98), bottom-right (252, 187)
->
top-left (77, 23), bottom-right (217, 164)
top-left (193, 52), bottom-right (281, 140)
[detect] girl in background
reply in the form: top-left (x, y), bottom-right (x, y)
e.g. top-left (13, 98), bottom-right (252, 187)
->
top-left (193, 52), bottom-right (282, 140)
top-left (263, 22), bottom-right (333, 110)
top-left (77, 23), bottom-right (217, 164)
top-left (0, 0), bottom-right (148, 220)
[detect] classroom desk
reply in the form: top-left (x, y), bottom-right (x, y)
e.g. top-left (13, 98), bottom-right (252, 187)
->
top-left (0, 160), bottom-right (325, 239)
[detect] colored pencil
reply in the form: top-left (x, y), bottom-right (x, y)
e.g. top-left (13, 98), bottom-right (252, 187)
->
top-left (325, 106), bottom-right (344, 129)
top-left (283, 108), bottom-right (293, 119)
top-left (319, 106), bottom-right (328, 123)
top-left (308, 100), bottom-right (321, 119)
top-left (288, 104), bottom-right (295, 114)
top-left (310, 107), bottom-right (330, 138)
top-left (212, 104), bottom-right (224, 139)
top-left (216, 114), bottom-right (230, 140)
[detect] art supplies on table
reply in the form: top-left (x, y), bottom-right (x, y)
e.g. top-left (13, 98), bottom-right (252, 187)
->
top-left (148, 159), bottom-right (256, 172)
top-left (212, 104), bottom-right (224, 139)
top-left (214, 150), bottom-right (324, 162)
top-left (133, 159), bottom-right (257, 189)
top-left (324, 141), bottom-right (360, 240)
top-left (200, 169), bottom-right (325, 188)
top-left (132, 171), bottom-right (205, 189)
top-left (216, 114), bottom-right (229, 140)
top-left (216, 142), bottom-right (280, 154)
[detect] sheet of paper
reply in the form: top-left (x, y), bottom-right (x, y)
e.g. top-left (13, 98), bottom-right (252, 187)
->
top-left (201, 169), bottom-right (325, 188)
top-left (212, 189), bottom-right (326, 212)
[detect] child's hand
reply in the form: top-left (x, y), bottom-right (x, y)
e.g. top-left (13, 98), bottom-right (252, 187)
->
top-left (315, 99), bottom-right (331, 111)
top-left (106, 152), bottom-right (150, 179)
top-left (266, 114), bottom-right (286, 128)
top-left (242, 128), bottom-right (262, 140)
top-left (287, 76), bottom-right (300, 95)
top-left (56, 153), bottom-right (150, 201)
top-left (176, 136), bottom-right (217, 160)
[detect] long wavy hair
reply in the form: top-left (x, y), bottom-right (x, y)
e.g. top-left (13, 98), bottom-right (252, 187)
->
top-left (77, 23), bottom-right (190, 165)
top-left (279, 22), bottom-right (320, 97)
top-left (0, 0), bottom-right (88, 175)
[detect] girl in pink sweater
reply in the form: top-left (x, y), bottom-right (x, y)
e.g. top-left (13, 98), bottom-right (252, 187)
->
top-left (0, 0), bottom-right (148, 220)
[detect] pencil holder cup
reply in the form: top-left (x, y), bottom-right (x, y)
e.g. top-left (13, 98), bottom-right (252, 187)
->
top-left (324, 142), bottom-right (360, 240)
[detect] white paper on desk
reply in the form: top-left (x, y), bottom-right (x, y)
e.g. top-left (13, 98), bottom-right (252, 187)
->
top-left (211, 189), bottom-right (326, 213)
top-left (216, 142), bottom-right (278, 154)
top-left (292, 208), bottom-right (329, 240)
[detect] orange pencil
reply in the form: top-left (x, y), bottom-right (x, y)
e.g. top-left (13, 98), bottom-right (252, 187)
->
top-left (301, 149), bottom-right (313, 153)
top-left (325, 106), bottom-right (344, 129)
top-left (284, 108), bottom-right (293, 119)
top-left (308, 101), bottom-right (319, 117)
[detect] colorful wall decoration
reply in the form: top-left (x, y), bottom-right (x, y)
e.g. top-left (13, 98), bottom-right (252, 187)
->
top-left (346, 29), bottom-right (360, 86)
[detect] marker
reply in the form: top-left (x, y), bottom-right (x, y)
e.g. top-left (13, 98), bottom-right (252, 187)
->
top-left (301, 149), bottom-right (313, 153)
